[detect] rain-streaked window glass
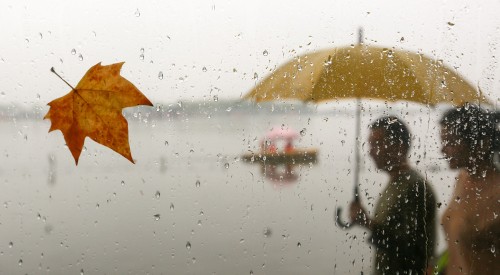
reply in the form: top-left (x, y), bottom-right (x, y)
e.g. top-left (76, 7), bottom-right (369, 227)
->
top-left (2, 1), bottom-right (499, 274)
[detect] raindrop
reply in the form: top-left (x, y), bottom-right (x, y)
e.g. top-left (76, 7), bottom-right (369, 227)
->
top-left (250, 270), bottom-right (254, 275)
top-left (39, 32), bottom-right (43, 39)
top-left (297, 242), bottom-right (302, 247)
top-left (213, 95), bottom-right (218, 102)
top-left (186, 241), bottom-right (191, 250)
top-left (78, 54), bottom-right (83, 61)
top-left (195, 180), bottom-right (200, 188)
top-left (155, 191), bottom-right (161, 199)
top-left (447, 22), bottom-right (455, 26)
top-left (134, 9), bottom-right (141, 17)
top-left (224, 163), bottom-right (229, 169)
top-left (300, 128), bottom-right (307, 136)
top-left (158, 71), bottom-right (164, 80)
top-left (153, 214), bottom-right (160, 221)
top-left (491, 245), bottom-right (496, 253)
top-left (263, 227), bottom-right (272, 238)
top-left (253, 72), bottom-right (258, 79)
top-left (170, 203), bottom-right (175, 211)
top-left (140, 54), bottom-right (144, 61)
top-left (121, 180), bottom-right (125, 186)
top-left (8, 241), bottom-right (13, 248)
top-left (202, 67), bottom-right (207, 72)
top-left (71, 49), bottom-right (76, 55)
top-left (263, 50), bottom-right (268, 56)
top-left (18, 259), bottom-right (22, 266)
top-left (80, 269), bottom-right (84, 275)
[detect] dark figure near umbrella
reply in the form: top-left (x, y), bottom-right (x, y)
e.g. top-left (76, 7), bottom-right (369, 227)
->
top-left (349, 116), bottom-right (436, 275)
top-left (439, 104), bottom-right (500, 275)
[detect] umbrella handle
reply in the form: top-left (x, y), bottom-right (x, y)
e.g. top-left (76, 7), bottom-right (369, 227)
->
top-left (335, 206), bottom-right (352, 229)
top-left (335, 187), bottom-right (360, 230)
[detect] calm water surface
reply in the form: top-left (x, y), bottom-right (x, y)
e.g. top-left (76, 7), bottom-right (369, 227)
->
top-left (0, 109), bottom-right (455, 274)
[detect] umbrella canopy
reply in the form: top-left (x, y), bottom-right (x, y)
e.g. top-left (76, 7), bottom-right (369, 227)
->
top-left (244, 44), bottom-right (491, 106)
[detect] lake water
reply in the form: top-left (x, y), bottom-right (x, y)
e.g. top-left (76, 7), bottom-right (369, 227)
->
top-left (0, 106), bottom-right (456, 274)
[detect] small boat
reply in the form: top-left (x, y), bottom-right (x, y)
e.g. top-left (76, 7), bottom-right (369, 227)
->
top-left (241, 126), bottom-right (318, 164)
top-left (241, 148), bottom-right (318, 164)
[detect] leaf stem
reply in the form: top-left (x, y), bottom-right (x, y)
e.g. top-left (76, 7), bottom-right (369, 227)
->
top-left (51, 67), bottom-right (75, 90)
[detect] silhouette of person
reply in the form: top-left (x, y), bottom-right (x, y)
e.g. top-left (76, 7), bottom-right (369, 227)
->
top-left (349, 116), bottom-right (437, 274)
top-left (439, 104), bottom-right (500, 275)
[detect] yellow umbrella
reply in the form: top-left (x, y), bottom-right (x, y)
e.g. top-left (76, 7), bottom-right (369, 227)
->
top-left (244, 44), bottom-right (491, 106)
top-left (244, 42), bottom-right (492, 228)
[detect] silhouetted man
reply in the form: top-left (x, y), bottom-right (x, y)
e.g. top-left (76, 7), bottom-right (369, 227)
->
top-left (349, 116), bottom-right (436, 275)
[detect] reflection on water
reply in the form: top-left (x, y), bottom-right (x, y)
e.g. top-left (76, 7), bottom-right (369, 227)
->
top-left (261, 163), bottom-right (300, 185)
top-left (0, 107), bottom-right (456, 274)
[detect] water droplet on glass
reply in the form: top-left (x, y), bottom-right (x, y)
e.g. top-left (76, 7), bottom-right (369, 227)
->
top-left (491, 245), bottom-right (496, 253)
top-left (263, 50), bottom-right (268, 56)
top-left (71, 49), bottom-right (76, 55)
top-left (8, 241), bottom-right (13, 248)
top-left (18, 259), bottom-right (22, 266)
top-left (250, 271), bottom-right (254, 275)
top-left (121, 180), bottom-right (125, 186)
top-left (170, 203), bottom-right (175, 211)
top-left (253, 72), bottom-right (258, 79)
top-left (153, 214), bottom-right (160, 221)
top-left (80, 269), bottom-right (84, 275)
top-left (300, 128), bottom-right (306, 136)
top-left (224, 163), bottom-right (229, 169)
top-left (158, 71), bottom-right (163, 80)
top-left (186, 241), bottom-right (191, 250)
top-left (139, 54), bottom-right (144, 61)
top-left (78, 54), bottom-right (83, 61)
top-left (195, 180), bottom-right (200, 188)
top-left (155, 191), bottom-right (161, 199)
top-left (202, 67), bottom-right (207, 72)
top-left (134, 9), bottom-right (141, 17)
top-left (263, 227), bottom-right (272, 238)
top-left (213, 95), bottom-right (218, 102)
top-left (297, 242), bottom-right (302, 247)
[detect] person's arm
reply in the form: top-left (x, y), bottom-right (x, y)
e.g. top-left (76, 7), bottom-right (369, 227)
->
top-left (349, 200), bottom-right (378, 231)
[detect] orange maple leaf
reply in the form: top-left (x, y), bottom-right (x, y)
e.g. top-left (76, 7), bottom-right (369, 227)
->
top-left (44, 62), bottom-right (153, 164)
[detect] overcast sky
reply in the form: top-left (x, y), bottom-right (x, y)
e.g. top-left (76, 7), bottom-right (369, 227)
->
top-left (2, 0), bottom-right (500, 106)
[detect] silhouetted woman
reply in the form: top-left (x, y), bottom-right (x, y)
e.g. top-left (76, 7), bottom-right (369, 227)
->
top-left (439, 104), bottom-right (500, 274)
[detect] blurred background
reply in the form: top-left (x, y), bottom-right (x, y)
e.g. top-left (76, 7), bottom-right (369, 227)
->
top-left (1, 0), bottom-right (499, 274)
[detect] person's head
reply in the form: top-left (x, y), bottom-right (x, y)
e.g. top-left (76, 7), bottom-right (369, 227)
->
top-left (368, 116), bottom-right (411, 171)
top-left (440, 104), bottom-right (498, 170)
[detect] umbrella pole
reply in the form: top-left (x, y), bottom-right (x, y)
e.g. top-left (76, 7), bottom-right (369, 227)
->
top-left (353, 98), bottom-right (361, 200)
top-left (335, 99), bottom-right (362, 229)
